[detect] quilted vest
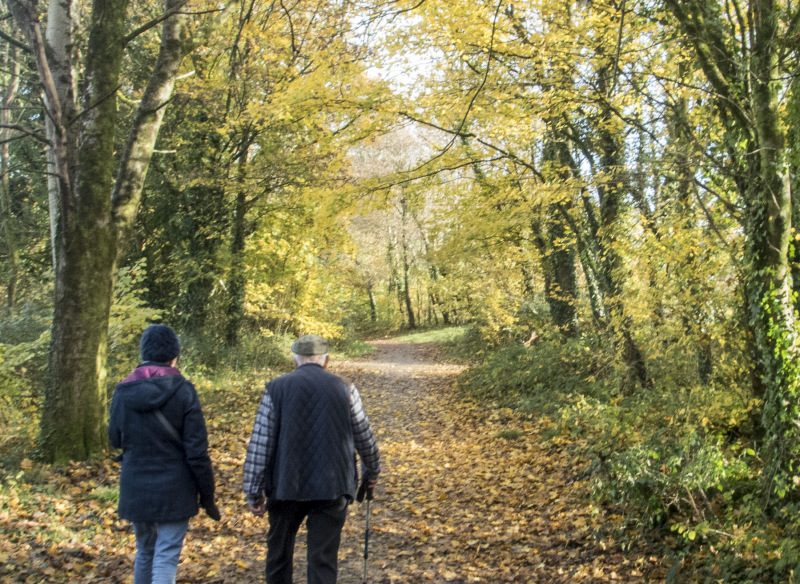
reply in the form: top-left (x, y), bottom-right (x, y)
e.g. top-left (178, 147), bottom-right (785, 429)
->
top-left (268, 363), bottom-right (357, 501)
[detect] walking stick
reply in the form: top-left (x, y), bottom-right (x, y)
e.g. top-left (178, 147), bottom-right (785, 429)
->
top-left (362, 497), bottom-right (371, 584)
top-left (357, 480), bottom-right (374, 584)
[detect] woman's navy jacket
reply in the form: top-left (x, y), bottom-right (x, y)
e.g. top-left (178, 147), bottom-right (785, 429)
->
top-left (109, 365), bottom-right (215, 523)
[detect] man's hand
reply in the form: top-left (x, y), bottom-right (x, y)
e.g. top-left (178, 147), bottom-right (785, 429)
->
top-left (356, 477), bottom-right (377, 502)
top-left (248, 501), bottom-right (266, 517)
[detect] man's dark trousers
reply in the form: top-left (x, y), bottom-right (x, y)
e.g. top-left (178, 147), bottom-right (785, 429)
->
top-left (266, 497), bottom-right (348, 584)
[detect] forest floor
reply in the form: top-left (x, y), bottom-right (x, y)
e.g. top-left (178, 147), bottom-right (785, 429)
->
top-left (1, 339), bottom-right (670, 583)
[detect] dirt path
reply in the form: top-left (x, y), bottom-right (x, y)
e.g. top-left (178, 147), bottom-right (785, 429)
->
top-left (1, 339), bottom-right (668, 584)
top-left (201, 340), bottom-right (662, 583)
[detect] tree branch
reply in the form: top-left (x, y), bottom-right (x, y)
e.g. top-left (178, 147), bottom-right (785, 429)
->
top-left (397, 110), bottom-right (543, 179)
top-left (121, 0), bottom-right (192, 46)
top-left (608, 0), bottom-right (626, 97)
top-left (0, 28), bottom-right (29, 53)
top-left (0, 123), bottom-right (47, 144)
top-left (6, 0), bottom-right (73, 208)
top-left (663, 0), bottom-right (754, 136)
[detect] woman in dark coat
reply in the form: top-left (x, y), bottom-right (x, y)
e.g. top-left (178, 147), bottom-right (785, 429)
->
top-left (109, 325), bottom-right (219, 584)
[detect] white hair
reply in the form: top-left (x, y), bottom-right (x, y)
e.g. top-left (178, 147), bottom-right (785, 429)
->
top-left (292, 353), bottom-right (328, 366)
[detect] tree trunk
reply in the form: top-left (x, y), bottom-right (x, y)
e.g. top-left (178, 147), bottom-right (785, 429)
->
top-left (176, 183), bottom-right (226, 335)
top-left (225, 154), bottom-right (249, 346)
top-left (593, 55), bottom-right (650, 388)
top-left (400, 197), bottom-right (416, 329)
top-left (112, 0), bottom-right (187, 262)
top-left (746, 0), bottom-right (797, 496)
top-left (538, 134), bottom-right (578, 336)
top-left (667, 76), bottom-right (714, 384)
top-left (34, 0), bottom-right (130, 462)
top-left (402, 244), bottom-right (416, 329)
top-left (789, 73), bottom-right (800, 315)
top-left (367, 281), bottom-right (377, 323)
top-left (9, 0), bottom-right (189, 462)
top-left (663, 0), bottom-right (798, 499)
top-left (0, 43), bottom-right (19, 309)
top-left (548, 216), bottom-right (577, 335)
top-left (387, 230), bottom-right (406, 323)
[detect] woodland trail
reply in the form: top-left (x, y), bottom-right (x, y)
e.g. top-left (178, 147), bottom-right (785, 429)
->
top-left (0, 340), bottom-right (667, 583)
top-left (201, 340), bottom-right (665, 584)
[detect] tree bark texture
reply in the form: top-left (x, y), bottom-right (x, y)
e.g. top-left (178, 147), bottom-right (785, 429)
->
top-left (37, 0), bottom-right (129, 462)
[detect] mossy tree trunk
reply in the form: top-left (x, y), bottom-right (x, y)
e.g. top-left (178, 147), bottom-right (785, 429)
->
top-left (8, 0), bottom-right (188, 462)
top-left (664, 0), bottom-right (799, 500)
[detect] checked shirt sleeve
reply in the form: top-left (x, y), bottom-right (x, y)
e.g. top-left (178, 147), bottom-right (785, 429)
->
top-left (350, 383), bottom-right (381, 480)
top-left (243, 387), bottom-right (276, 506)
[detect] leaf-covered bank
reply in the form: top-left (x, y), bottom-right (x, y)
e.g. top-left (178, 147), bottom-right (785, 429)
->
top-left (455, 327), bottom-right (793, 583)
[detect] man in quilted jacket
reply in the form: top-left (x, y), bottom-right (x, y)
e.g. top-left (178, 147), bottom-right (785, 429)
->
top-left (243, 334), bottom-right (381, 584)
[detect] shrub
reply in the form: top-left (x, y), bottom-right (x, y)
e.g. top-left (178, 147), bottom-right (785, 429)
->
top-left (106, 260), bottom-right (163, 382)
top-left (453, 325), bottom-right (790, 580)
top-left (458, 332), bottom-right (618, 415)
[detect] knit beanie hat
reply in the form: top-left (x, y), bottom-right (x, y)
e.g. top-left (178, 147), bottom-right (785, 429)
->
top-left (140, 324), bottom-right (181, 363)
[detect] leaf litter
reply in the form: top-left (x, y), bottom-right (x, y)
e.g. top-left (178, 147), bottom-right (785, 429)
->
top-left (0, 339), bottom-right (666, 582)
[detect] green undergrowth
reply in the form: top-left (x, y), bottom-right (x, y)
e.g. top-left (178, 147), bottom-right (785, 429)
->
top-left (0, 309), bottom-right (374, 473)
top-left (450, 326), bottom-right (799, 583)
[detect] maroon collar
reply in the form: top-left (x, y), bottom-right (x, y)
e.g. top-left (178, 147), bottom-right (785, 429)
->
top-left (122, 364), bottom-right (181, 383)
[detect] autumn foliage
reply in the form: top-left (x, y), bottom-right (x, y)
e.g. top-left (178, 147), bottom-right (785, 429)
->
top-left (2, 0), bottom-right (800, 581)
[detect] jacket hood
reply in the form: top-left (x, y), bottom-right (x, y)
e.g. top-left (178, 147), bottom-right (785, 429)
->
top-left (114, 374), bottom-right (185, 412)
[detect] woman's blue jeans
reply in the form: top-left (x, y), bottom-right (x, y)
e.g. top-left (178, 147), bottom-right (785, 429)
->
top-left (132, 520), bottom-right (189, 584)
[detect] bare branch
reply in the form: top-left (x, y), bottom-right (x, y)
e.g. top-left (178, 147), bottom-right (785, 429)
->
top-left (0, 28), bottom-right (29, 53)
top-left (0, 123), bottom-right (47, 144)
top-left (122, 0), bottom-right (192, 46)
top-left (694, 176), bottom-right (742, 219)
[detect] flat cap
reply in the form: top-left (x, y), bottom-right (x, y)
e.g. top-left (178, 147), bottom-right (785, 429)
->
top-left (291, 334), bottom-right (329, 356)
